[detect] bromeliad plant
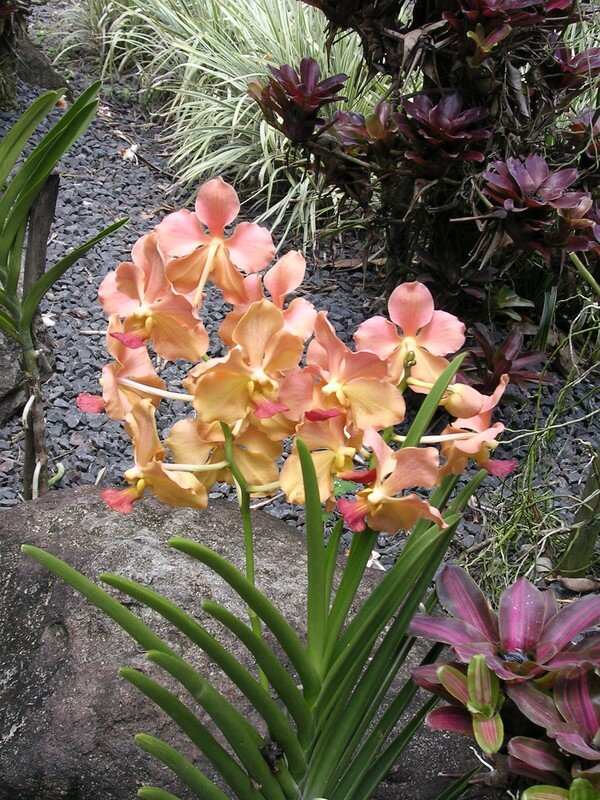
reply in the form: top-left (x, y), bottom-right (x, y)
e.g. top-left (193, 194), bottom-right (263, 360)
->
top-left (410, 565), bottom-right (600, 791)
top-left (24, 177), bottom-right (516, 800)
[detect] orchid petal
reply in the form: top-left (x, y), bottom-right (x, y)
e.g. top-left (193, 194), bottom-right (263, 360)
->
top-left (264, 250), bottom-right (306, 303)
top-left (225, 221), bottom-right (275, 273)
top-left (101, 486), bottom-right (141, 514)
top-left (156, 209), bottom-right (208, 259)
top-left (417, 310), bottom-right (466, 356)
top-left (387, 281), bottom-right (434, 335)
top-left (76, 393), bottom-right (106, 414)
top-left (353, 315), bottom-right (402, 358)
top-left (343, 378), bottom-right (406, 429)
top-left (194, 176), bottom-right (240, 235)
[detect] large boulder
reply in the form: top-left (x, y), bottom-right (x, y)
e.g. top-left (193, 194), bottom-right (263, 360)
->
top-left (0, 486), bottom-right (480, 800)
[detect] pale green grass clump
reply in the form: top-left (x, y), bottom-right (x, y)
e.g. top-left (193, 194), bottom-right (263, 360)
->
top-left (72, 0), bottom-right (386, 242)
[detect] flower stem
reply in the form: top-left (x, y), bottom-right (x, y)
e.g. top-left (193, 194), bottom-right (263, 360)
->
top-left (162, 460), bottom-right (229, 472)
top-left (221, 422), bottom-right (269, 692)
top-left (117, 378), bottom-right (194, 402)
top-left (392, 432), bottom-right (473, 443)
top-left (569, 253), bottom-right (600, 297)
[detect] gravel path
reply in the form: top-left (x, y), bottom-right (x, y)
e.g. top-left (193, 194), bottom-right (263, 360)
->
top-left (1, 9), bottom-right (598, 576)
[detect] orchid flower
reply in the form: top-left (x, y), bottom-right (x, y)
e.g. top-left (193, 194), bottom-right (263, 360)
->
top-left (337, 429), bottom-right (446, 533)
top-left (98, 232), bottom-right (208, 361)
top-left (102, 399), bottom-right (209, 513)
top-left (280, 415), bottom-right (361, 505)
top-left (77, 316), bottom-right (167, 420)
top-left (353, 281), bottom-right (466, 383)
top-left (409, 565), bottom-right (600, 681)
top-left (166, 418), bottom-right (281, 493)
top-left (156, 177), bottom-right (275, 307)
top-left (190, 299), bottom-right (304, 428)
top-left (307, 311), bottom-right (406, 431)
top-left (219, 250), bottom-right (317, 345)
top-left (439, 375), bottom-right (516, 478)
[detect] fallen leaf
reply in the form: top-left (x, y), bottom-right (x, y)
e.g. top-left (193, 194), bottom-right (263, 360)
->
top-left (558, 577), bottom-right (600, 593)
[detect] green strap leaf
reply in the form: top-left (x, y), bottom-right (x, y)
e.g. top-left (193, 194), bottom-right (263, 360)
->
top-left (20, 216), bottom-right (128, 331)
top-left (324, 518), bottom-right (343, 612)
top-left (338, 697), bottom-right (438, 800)
top-left (21, 546), bottom-right (179, 657)
top-left (297, 438), bottom-right (327, 673)
top-left (0, 309), bottom-right (20, 341)
top-left (202, 599), bottom-right (314, 749)
top-left (135, 734), bottom-right (229, 800)
top-left (323, 528), bottom-right (378, 667)
top-left (147, 651), bottom-right (287, 800)
top-left (138, 789), bottom-right (183, 800)
top-left (100, 574), bottom-right (307, 779)
top-left (169, 538), bottom-right (321, 704)
top-left (431, 768), bottom-right (480, 800)
top-left (0, 89), bottom-right (63, 187)
top-left (309, 534), bottom-right (451, 794)
top-left (121, 668), bottom-right (262, 800)
top-left (0, 99), bottom-right (101, 269)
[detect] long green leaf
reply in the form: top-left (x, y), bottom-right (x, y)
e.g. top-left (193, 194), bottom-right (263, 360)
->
top-left (100, 573), bottom-right (307, 778)
top-left (297, 438), bottom-right (327, 673)
top-left (401, 355), bottom-right (465, 448)
top-left (201, 599), bottom-right (314, 748)
top-left (135, 734), bottom-right (229, 800)
top-left (169, 538), bottom-right (321, 704)
top-left (0, 309), bottom-right (20, 341)
top-left (1, 217), bottom-right (26, 294)
top-left (147, 651), bottom-right (287, 800)
top-left (315, 517), bottom-right (458, 724)
top-left (326, 644), bottom-right (444, 800)
top-left (0, 82), bottom-right (100, 226)
top-left (324, 518), bottom-right (343, 613)
top-left (138, 788), bottom-right (183, 800)
top-left (342, 697), bottom-right (438, 800)
top-left (20, 217), bottom-right (128, 331)
top-left (21, 546), bottom-right (179, 657)
top-left (121, 667), bottom-right (262, 800)
top-left (323, 527), bottom-right (378, 667)
top-left (308, 532), bottom-right (451, 795)
top-left (431, 768), bottom-right (480, 800)
top-left (0, 89), bottom-right (63, 187)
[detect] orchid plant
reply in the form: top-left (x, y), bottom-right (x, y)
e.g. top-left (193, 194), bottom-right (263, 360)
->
top-left (24, 178), bottom-right (518, 800)
top-left (410, 565), bottom-right (600, 792)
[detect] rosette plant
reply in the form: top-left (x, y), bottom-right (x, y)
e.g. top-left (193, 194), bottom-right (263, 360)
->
top-left (409, 565), bottom-right (600, 792)
top-left (250, 0), bottom-right (599, 318)
top-left (23, 178), bottom-right (513, 800)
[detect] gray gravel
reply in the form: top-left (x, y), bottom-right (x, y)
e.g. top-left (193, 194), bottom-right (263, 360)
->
top-left (1, 64), bottom-right (598, 570)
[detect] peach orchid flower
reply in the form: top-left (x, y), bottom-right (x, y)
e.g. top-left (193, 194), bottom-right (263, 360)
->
top-left (337, 429), bottom-right (447, 533)
top-left (102, 399), bottom-right (209, 513)
top-left (218, 250), bottom-right (317, 345)
top-left (166, 419), bottom-right (281, 494)
top-left (439, 375), bottom-right (516, 478)
top-left (280, 415), bottom-right (362, 505)
top-left (98, 232), bottom-right (208, 361)
top-left (190, 299), bottom-right (304, 427)
top-left (77, 316), bottom-right (167, 420)
top-left (306, 311), bottom-right (406, 431)
top-left (156, 177), bottom-right (275, 307)
top-left (354, 281), bottom-right (466, 384)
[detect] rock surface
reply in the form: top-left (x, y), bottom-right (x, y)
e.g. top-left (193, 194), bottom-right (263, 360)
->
top-left (0, 331), bottom-right (24, 425)
top-left (0, 487), bottom-right (480, 800)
